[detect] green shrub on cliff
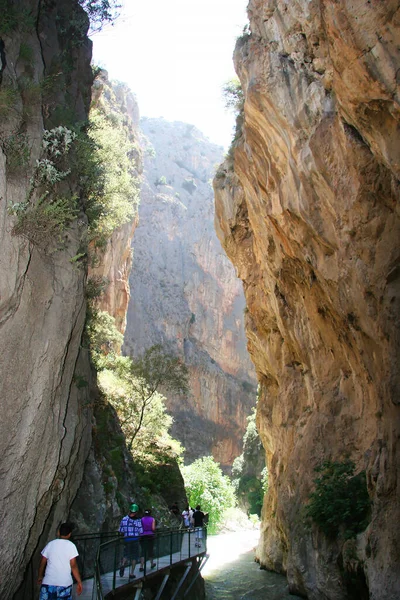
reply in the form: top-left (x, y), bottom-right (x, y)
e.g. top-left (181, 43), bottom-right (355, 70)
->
top-left (83, 108), bottom-right (139, 247)
top-left (232, 408), bottom-right (266, 516)
top-left (87, 310), bottom-right (186, 465)
top-left (305, 460), bottom-right (370, 538)
top-left (182, 456), bottom-right (236, 533)
top-left (222, 77), bottom-right (244, 114)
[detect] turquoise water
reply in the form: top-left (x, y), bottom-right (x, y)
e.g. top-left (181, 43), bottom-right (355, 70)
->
top-left (203, 531), bottom-right (302, 600)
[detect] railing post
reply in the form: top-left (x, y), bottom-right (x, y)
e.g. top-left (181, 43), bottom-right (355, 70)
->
top-left (112, 537), bottom-right (118, 591)
top-left (170, 529), bottom-right (173, 565)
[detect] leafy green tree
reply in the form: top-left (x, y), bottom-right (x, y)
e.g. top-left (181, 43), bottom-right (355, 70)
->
top-left (222, 77), bottom-right (244, 114)
top-left (86, 310), bottom-right (123, 367)
top-left (305, 460), bottom-right (370, 538)
top-left (114, 345), bottom-right (189, 449)
top-left (232, 408), bottom-right (266, 516)
top-left (99, 368), bottom-right (175, 451)
top-left (86, 108), bottom-right (139, 247)
top-left (79, 0), bottom-right (121, 32)
top-left (182, 456), bottom-right (236, 533)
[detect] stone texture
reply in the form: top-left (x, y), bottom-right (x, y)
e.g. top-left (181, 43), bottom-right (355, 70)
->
top-left (0, 1), bottom-right (93, 598)
top-left (124, 118), bottom-right (257, 469)
top-left (214, 1), bottom-right (400, 599)
top-left (89, 72), bottom-right (142, 334)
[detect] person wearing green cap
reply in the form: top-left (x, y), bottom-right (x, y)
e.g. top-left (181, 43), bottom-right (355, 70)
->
top-left (118, 504), bottom-right (144, 579)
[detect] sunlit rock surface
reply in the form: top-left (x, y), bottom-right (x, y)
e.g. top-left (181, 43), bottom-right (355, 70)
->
top-left (0, 1), bottom-right (93, 598)
top-left (89, 72), bottom-right (142, 334)
top-left (214, 1), bottom-right (400, 598)
top-left (124, 118), bottom-right (257, 469)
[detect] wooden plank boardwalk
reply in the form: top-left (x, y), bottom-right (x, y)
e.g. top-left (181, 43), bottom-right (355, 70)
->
top-left (76, 531), bottom-right (206, 599)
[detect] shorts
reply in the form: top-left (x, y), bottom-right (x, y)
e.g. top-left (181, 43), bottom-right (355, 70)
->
top-left (140, 535), bottom-right (155, 557)
top-left (39, 585), bottom-right (73, 600)
top-left (124, 539), bottom-right (140, 561)
top-left (195, 527), bottom-right (203, 539)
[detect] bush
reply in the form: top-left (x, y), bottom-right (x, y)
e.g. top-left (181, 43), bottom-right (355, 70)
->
top-left (0, 0), bottom-right (35, 35)
top-left (0, 86), bottom-right (18, 117)
top-left (11, 194), bottom-right (78, 248)
top-left (79, 0), bottom-right (121, 32)
top-left (305, 460), bottom-right (370, 539)
top-left (84, 108), bottom-right (139, 246)
top-left (222, 77), bottom-right (244, 114)
top-left (2, 132), bottom-right (31, 174)
top-left (182, 456), bottom-right (236, 534)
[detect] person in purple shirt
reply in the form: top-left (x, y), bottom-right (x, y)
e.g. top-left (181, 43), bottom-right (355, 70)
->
top-left (140, 508), bottom-right (157, 570)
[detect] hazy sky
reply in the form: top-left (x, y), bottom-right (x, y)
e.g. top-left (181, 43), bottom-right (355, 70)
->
top-left (91, 0), bottom-right (248, 148)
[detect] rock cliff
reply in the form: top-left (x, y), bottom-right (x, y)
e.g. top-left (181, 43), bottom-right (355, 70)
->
top-left (124, 118), bottom-right (257, 469)
top-left (214, 1), bottom-right (400, 599)
top-left (0, 1), bottom-right (93, 598)
top-left (89, 71), bottom-right (141, 334)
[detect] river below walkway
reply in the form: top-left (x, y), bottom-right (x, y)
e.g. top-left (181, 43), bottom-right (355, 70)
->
top-left (203, 530), bottom-right (302, 600)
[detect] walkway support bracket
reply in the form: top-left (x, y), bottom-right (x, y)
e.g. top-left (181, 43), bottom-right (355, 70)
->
top-left (170, 561), bottom-right (192, 600)
top-left (154, 571), bottom-right (170, 600)
top-left (183, 554), bottom-right (209, 598)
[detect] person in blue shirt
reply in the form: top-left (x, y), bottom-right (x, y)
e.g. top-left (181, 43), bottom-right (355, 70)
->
top-left (119, 504), bottom-right (144, 579)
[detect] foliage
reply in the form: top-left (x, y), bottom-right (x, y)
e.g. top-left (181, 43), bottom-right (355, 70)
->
top-left (222, 77), bottom-right (244, 114)
top-left (8, 127), bottom-right (79, 248)
top-left (111, 344), bottom-right (189, 449)
top-left (11, 194), bottom-right (78, 247)
top-left (0, 86), bottom-right (18, 117)
top-left (305, 460), bottom-right (370, 539)
top-left (155, 175), bottom-right (167, 186)
top-left (18, 42), bottom-right (34, 64)
top-left (182, 456), bottom-right (236, 534)
top-left (79, 0), bottom-right (121, 32)
top-left (87, 309), bottom-right (188, 453)
top-left (0, 0), bottom-right (35, 35)
top-left (86, 310), bottom-right (124, 365)
top-left (84, 108), bottom-right (139, 247)
top-left (146, 146), bottom-right (156, 158)
top-left (1, 132), bottom-right (31, 174)
top-left (232, 408), bottom-right (266, 516)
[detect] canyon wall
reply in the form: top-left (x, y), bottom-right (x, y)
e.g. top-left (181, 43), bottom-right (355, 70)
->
top-left (124, 118), bottom-right (257, 469)
top-left (214, 1), bottom-right (400, 599)
top-left (0, 1), bottom-right (93, 598)
top-left (89, 71), bottom-right (141, 335)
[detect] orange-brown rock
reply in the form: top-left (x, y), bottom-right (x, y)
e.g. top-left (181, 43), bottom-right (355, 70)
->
top-left (124, 118), bottom-right (257, 469)
top-left (89, 73), bottom-right (142, 334)
top-left (214, 1), bottom-right (400, 599)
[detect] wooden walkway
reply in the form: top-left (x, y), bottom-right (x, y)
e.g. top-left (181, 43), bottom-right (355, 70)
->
top-left (77, 531), bottom-right (206, 599)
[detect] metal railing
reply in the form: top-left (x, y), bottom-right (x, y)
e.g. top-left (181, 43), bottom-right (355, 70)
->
top-left (92, 527), bottom-right (207, 599)
top-left (73, 532), bottom-right (121, 581)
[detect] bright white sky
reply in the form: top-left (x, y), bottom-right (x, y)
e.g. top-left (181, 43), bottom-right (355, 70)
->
top-left (91, 0), bottom-right (248, 148)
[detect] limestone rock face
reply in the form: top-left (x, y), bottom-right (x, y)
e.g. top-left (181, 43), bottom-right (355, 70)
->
top-left (89, 73), bottom-right (142, 334)
top-left (214, 2), bottom-right (400, 599)
top-left (124, 118), bottom-right (257, 469)
top-left (0, 1), bottom-right (93, 598)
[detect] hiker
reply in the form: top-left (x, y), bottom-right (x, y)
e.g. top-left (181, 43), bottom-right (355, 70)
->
top-left (37, 522), bottom-right (83, 599)
top-left (182, 506), bottom-right (193, 529)
top-left (119, 504), bottom-right (144, 579)
top-left (140, 508), bottom-right (157, 571)
top-left (192, 505), bottom-right (206, 548)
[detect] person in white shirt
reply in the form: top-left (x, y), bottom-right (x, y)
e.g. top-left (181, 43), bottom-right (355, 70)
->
top-left (37, 523), bottom-right (82, 599)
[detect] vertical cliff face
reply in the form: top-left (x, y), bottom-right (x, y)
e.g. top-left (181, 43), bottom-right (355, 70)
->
top-left (89, 72), bottom-right (142, 334)
top-left (70, 73), bottom-right (146, 532)
top-left (124, 118), bottom-right (257, 469)
top-left (214, 2), bottom-right (400, 599)
top-left (0, 1), bottom-right (93, 598)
